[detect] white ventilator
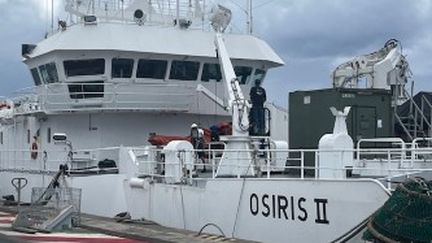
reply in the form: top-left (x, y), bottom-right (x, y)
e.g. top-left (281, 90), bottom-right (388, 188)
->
top-left (318, 107), bottom-right (354, 179)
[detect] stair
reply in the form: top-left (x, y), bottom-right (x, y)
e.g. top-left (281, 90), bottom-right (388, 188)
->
top-left (395, 92), bottom-right (432, 141)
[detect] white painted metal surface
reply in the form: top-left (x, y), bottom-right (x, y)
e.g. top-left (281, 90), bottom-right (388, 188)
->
top-left (163, 140), bottom-right (194, 183)
top-left (125, 177), bottom-right (390, 243)
top-left (319, 107), bottom-right (354, 179)
top-left (27, 23), bottom-right (283, 67)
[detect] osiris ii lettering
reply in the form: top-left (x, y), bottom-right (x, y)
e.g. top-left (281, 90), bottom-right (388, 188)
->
top-left (249, 193), bottom-right (329, 224)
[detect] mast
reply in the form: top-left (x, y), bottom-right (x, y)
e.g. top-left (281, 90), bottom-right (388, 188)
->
top-left (176, 0), bottom-right (180, 27)
top-left (51, 0), bottom-right (54, 33)
top-left (246, 0), bottom-right (253, 34)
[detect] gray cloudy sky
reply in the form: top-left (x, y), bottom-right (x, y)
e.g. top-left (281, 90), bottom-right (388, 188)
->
top-left (0, 0), bottom-right (431, 107)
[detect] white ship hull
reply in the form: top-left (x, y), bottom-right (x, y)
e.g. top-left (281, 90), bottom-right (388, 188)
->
top-left (0, 171), bottom-right (128, 217)
top-left (124, 178), bottom-right (389, 243)
top-left (0, 168), bottom-right (390, 243)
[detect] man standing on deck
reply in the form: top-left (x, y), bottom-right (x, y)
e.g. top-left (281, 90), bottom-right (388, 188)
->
top-left (250, 79), bottom-right (267, 136)
top-left (191, 123), bottom-right (206, 172)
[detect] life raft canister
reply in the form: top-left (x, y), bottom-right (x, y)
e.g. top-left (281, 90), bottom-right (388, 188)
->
top-left (31, 142), bottom-right (38, 160)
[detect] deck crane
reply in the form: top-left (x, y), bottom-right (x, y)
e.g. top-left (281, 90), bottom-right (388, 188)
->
top-left (209, 5), bottom-right (253, 176)
top-left (197, 5), bottom-right (288, 177)
top-left (211, 7), bottom-right (250, 137)
top-left (332, 39), bottom-right (411, 105)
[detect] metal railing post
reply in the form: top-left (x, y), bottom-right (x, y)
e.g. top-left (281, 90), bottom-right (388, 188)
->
top-left (237, 151), bottom-right (240, 179)
top-left (300, 151), bottom-right (304, 179)
top-left (421, 97), bottom-right (425, 130)
top-left (387, 150), bottom-right (391, 170)
top-left (266, 149), bottom-right (271, 179)
top-left (314, 151), bottom-right (318, 179)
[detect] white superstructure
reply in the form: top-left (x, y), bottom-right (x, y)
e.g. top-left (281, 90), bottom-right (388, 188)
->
top-left (1, 1), bottom-right (431, 243)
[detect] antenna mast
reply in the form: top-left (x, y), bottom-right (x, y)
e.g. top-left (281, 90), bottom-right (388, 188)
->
top-left (176, 0), bottom-right (180, 27)
top-left (51, 0), bottom-right (54, 33)
top-left (246, 0), bottom-right (253, 34)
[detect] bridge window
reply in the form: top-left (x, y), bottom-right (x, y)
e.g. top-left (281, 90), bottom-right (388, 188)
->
top-left (254, 69), bottom-right (267, 83)
top-left (201, 63), bottom-right (222, 82)
top-left (64, 59), bottom-right (105, 77)
top-left (39, 62), bottom-right (59, 83)
top-left (112, 58), bottom-right (134, 78)
top-left (136, 59), bottom-right (167, 79)
top-left (68, 81), bottom-right (104, 99)
top-left (169, 61), bottom-right (200, 81)
top-left (30, 68), bottom-right (42, 86)
top-left (234, 66), bottom-right (252, 85)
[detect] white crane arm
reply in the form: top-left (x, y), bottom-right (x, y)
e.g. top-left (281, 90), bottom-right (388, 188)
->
top-left (332, 39), bottom-right (409, 90)
top-left (214, 33), bottom-right (250, 136)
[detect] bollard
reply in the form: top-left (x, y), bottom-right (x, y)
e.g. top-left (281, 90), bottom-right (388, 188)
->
top-left (11, 178), bottom-right (28, 206)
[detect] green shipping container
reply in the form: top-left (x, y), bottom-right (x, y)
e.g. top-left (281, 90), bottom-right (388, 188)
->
top-left (289, 88), bottom-right (393, 149)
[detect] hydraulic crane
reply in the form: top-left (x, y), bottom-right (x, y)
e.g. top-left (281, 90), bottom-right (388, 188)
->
top-left (332, 39), bottom-right (411, 105)
top-left (210, 5), bottom-right (253, 176)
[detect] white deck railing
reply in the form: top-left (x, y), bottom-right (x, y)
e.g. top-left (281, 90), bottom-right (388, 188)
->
top-left (64, 0), bottom-right (208, 28)
top-left (2, 83), bottom-right (196, 115)
top-left (1, 145), bottom-right (432, 190)
top-left (127, 145), bottom-right (432, 190)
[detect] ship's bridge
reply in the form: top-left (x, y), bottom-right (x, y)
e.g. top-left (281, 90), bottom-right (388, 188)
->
top-left (17, 5), bottom-right (283, 115)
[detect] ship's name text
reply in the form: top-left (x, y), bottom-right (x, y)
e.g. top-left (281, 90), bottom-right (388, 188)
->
top-left (249, 193), bottom-right (329, 224)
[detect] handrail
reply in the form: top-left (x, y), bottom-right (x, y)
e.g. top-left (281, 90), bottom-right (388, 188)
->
top-left (4, 145), bottom-right (432, 186)
top-left (394, 113), bottom-right (414, 141)
top-left (404, 89), bottom-right (432, 128)
top-left (64, 0), bottom-right (207, 29)
top-left (421, 94), bottom-right (432, 109)
top-left (8, 82), bottom-right (197, 114)
top-left (421, 94), bottom-right (432, 137)
top-left (356, 137), bottom-right (406, 166)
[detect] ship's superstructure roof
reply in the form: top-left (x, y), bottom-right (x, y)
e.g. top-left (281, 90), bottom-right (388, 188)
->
top-left (28, 23), bottom-right (284, 67)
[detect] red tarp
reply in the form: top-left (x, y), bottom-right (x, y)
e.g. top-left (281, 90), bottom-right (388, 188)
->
top-left (148, 129), bottom-right (212, 146)
top-left (148, 122), bottom-right (232, 146)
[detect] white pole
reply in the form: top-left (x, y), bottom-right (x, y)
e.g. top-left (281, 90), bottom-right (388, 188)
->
top-left (248, 0), bottom-right (253, 34)
top-left (202, 0), bottom-right (206, 30)
top-left (122, 0), bottom-right (124, 22)
top-left (176, 0), bottom-right (180, 27)
top-left (51, 0), bottom-right (54, 32)
top-left (45, 0), bottom-right (48, 34)
top-left (246, 0), bottom-right (250, 34)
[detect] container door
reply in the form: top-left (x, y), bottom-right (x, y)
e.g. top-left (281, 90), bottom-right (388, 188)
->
top-left (354, 106), bottom-right (376, 142)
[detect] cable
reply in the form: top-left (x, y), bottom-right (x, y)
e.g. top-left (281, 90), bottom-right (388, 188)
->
top-left (231, 175), bottom-right (246, 238)
top-left (179, 185), bottom-right (187, 229)
top-left (330, 216), bottom-right (370, 243)
top-left (253, 0), bottom-right (280, 9)
top-left (198, 223), bottom-right (226, 236)
top-left (226, 0), bottom-right (246, 12)
top-left (231, 156), bottom-right (255, 237)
